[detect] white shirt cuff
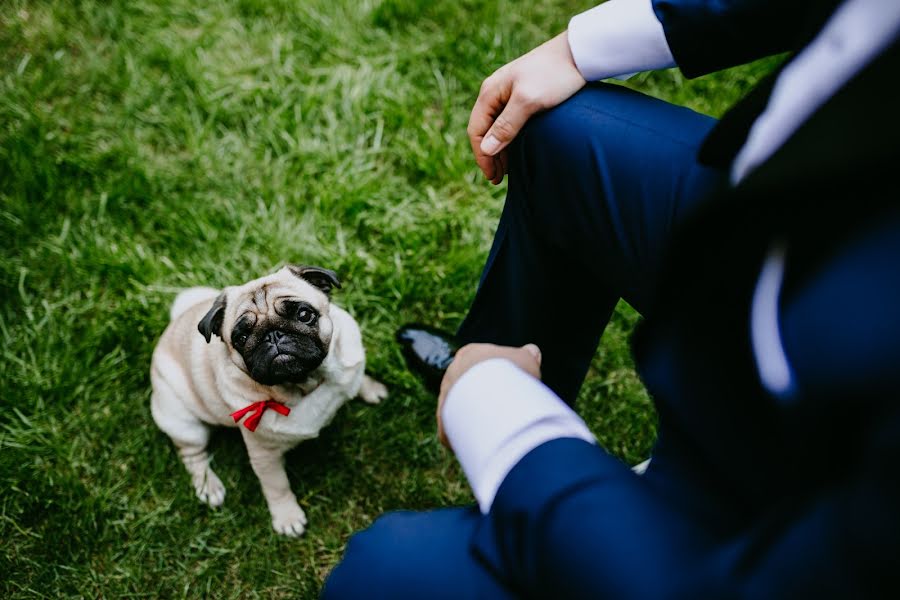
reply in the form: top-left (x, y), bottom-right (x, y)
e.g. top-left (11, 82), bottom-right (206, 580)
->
top-left (441, 358), bottom-right (596, 513)
top-left (567, 0), bottom-right (676, 81)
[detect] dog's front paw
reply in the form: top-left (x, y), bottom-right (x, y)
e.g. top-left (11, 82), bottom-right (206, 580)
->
top-left (194, 468), bottom-right (226, 508)
top-left (271, 502), bottom-right (307, 537)
top-left (359, 375), bottom-right (388, 404)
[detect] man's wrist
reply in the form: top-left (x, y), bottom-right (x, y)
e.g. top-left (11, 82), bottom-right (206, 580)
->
top-left (442, 359), bottom-right (595, 513)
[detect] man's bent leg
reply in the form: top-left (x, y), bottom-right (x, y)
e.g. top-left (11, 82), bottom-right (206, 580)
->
top-left (456, 83), bottom-right (725, 404)
top-left (321, 507), bottom-right (514, 599)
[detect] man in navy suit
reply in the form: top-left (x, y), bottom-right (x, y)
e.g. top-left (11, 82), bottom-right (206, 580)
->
top-left (323, 1), bottom-right (900, 597)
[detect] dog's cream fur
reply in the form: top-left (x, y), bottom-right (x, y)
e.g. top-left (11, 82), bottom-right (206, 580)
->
top-left (150, 267), bottom-right (386, 536)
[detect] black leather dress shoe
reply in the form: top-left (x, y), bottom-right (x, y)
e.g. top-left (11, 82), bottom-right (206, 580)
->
top-left (396, 324), bottom-right (458, 393)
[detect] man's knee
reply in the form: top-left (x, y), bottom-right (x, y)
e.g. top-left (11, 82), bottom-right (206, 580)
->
top-left (323, 511), bottom-right (464, 598)
top-left (322, 513), bottom-right (408, 598)
top-left (322, 508), bottom-right (496, 599)
top-left (511, 82), bottom-right (714, 188)
top-left (505, 85), bottom-right (633, 232)
top-left (512, 86), bottom-right (609, 183)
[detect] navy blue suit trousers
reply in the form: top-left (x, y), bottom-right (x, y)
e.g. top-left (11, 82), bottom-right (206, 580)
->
top-left (323, 1), bottom-right (900, 597)
top-left (324, 83), bottom-right (726, 599)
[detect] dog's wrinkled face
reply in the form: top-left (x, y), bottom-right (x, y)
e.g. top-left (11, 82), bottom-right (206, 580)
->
top-left (198, 265), bottom-right (341, 386)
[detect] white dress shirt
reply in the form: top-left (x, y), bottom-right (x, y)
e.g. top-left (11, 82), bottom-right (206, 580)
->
top-left (442, 359), bottom-right (595, 513)
top-left (444, 0), bottom-right (900, 514)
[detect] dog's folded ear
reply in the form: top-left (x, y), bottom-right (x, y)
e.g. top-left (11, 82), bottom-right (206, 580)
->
top-left (198, 293), bottom-right (227, 343)
top-left (288, 265), bottom-right (342, 296)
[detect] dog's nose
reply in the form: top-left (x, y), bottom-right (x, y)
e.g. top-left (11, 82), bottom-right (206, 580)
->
top-left (265, 330), bottom-right (286, 344)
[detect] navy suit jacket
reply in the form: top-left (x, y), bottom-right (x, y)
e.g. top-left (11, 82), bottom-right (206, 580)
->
top-left (471, 2), bottom-right (900, 598)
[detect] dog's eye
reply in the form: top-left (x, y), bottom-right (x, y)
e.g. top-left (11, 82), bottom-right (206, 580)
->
top-left (297, 308), bottom-right (316, 324)
top-left (232, 331), bottom-right (249, 348)
top-left (230, 314), bottom-right (256, 349)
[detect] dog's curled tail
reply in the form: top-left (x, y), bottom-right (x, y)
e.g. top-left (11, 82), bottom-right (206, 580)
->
top-left (170, 287), bottom-right (220, 321)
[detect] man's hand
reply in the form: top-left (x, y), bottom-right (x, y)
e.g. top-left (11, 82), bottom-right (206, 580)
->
top-left (437, 343), bottom-right (542, 448)
top-left (468, 31), bottom-right (586, 185)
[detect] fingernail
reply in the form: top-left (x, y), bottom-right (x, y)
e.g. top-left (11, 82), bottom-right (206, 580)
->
top-left (481, 134), bottom-right (501, 155)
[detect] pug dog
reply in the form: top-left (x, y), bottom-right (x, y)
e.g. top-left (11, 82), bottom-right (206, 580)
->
top-left (150, 265), bottom-right (387, 537)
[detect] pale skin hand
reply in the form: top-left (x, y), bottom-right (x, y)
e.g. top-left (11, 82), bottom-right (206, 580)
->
top-left (468, 31), bottom-right (586, 185)
top-left (437, 343), bottom-right (542, 448)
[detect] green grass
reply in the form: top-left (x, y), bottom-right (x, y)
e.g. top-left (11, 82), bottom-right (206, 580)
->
top-left (0, 0), bottom-right (777, 596)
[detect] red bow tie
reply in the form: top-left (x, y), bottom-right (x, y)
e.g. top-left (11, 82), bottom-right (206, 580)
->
top-left (230, 400), bottom-right (291, 432)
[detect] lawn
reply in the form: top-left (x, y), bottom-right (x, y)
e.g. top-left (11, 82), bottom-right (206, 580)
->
top-left (0, 0), bottom-right (777, 597)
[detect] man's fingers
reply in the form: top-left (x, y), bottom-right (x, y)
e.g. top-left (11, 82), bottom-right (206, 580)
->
top-left (468, 87), bottom-right (500, 139)
top-left (468, 79), bottom-right (504, 140)
top-left (479, 91), bottom-right (533, 157)
top-left (470, 128), bottom-right (496, 181)
top-left (477, 151), bottom-right (495, 181)
top-left (437, 374), bottom-right (455, 449)
top-left (468, 73), bottom-right (515, 180)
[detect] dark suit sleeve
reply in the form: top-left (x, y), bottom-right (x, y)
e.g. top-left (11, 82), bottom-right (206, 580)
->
top-left (473, 434), bottom-right (900, 599)
top-left (472, 217), bottom-right (900, 598)
top-left (651, 0), bottom-right (821, 77)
